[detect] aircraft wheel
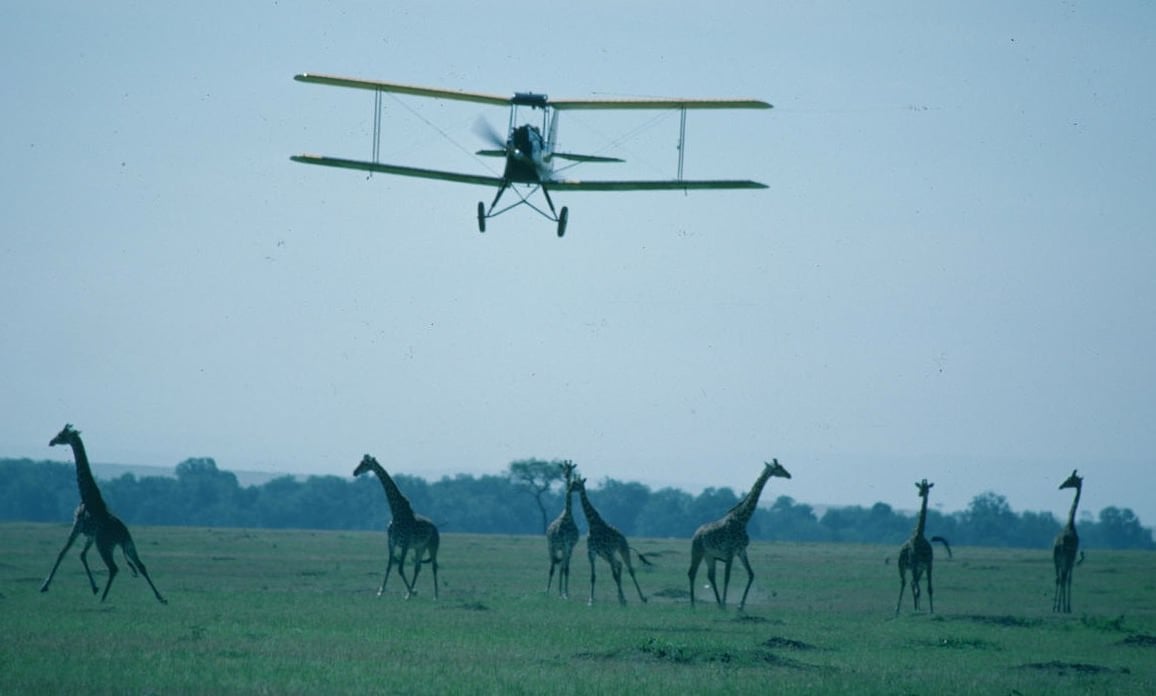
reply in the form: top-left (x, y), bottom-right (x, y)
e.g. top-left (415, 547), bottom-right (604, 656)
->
top-left (477, 202), bottom-right (486, 233)
top-left (556, 206), bottom-right (569, 238)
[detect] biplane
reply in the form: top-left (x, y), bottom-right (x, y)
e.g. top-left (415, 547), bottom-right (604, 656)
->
top-left (292, 73), bottom-right (772, 237)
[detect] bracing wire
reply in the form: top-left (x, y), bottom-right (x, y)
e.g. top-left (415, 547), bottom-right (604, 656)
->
top-left (369, 89), bottom-right (383, 179)
top-left (383, 92), bottom-right (500, 176)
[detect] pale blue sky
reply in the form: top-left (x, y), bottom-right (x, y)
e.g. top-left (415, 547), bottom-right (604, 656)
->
top-left (3, 2), bottom-right (1154, 525)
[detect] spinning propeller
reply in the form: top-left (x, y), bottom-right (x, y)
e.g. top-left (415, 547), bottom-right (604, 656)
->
top-left (472, 117), bottom-right (509, 157)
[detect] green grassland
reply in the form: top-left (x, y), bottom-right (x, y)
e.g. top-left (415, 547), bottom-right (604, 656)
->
top-left (2, 523), bottom-right (1154, 694)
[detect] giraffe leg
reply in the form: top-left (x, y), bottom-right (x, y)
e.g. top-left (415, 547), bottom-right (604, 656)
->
top-left (428, 548), bottom-right (439, 601)
top-left (737, 549), bottom-right (757, 611)
top-left (1064, 567), bottom-right (1073, 613)
top-left (565, 554), bottom-right (573, 599)
top-left (926, 563), bottom-right (934, 614)
top-left (559, 552), bottom-right (570, 599)
top-left (554, 552), bottom-right (564, 596)
top-left (895, 565), bottom-right (908, 616)
top-left (41, 523), bottom-right (84, 593)
top-left (721, 558), bottom-right (735, 609)
top-left (395, 548), bottom-right (416, 599)
top-left (78, 536), bottom-right (100, 595)
top-left (379, 555), bottom-right (394, 596)
top-left (379, 537), bottom-right (397, 597)
top-left (911, 567), bottom-right (922, 611)
top-left (687, 541), bottom-right (704, 608)
top-left (610, 557), bottom-right (627, 606)
top-left (624, 557), bottom-right (647, 604)
top-left (546, 555), bottom-right (559, 595)
top-left (706, 560), bottom-right (723, 607)
top-left (123, 549), bottom-right (140, 577)
top-left (587, 548), bottom-right (598, 606)
top-left (123, 539), bottom-right (167, 605)
top-left (409, 550), bottom-right (425, 598)
top-left (95, 539), bottom-right (120, 602)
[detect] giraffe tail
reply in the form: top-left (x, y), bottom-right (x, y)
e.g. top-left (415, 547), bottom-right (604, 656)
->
top-left (631, 548), bottom-right (655, 566)
top-left (931, 536), bottom-right (953, 559)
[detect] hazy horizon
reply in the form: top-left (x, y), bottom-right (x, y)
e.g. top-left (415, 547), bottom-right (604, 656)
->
top-left (10, 451), bottom-right (1145, 526)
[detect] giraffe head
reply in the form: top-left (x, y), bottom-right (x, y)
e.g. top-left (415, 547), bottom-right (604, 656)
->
top-left (765, 458), bottom-right (791, 480)
top-left (1058, 469), bottom-right (1082, 490)
top-left (915, 479), bottom-right (934, 498)
top-left (353, 454), bottom-right (378, 478)
top-left (50, 423), bottom-right (80, 447)
top-left (571, 475), bottom-right (587, 494)
top-left (560, 460), bottom-right (576, 483)
top-left (564, 470), bottom-right (583, 494)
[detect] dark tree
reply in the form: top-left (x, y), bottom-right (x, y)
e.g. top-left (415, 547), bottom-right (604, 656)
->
top-left (961, 491), bottom-right (1018, 547)
top-left (1089, 507), bottom-right (1155, 549)
top-left (507, 459), bottom-right (569, 533)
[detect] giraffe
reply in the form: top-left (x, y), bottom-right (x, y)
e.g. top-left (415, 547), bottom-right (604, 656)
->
top-left (40, 424), bottom-right (167, 604)
top-left (895, 478), bottom-right (939, 615)
top-left (353, 454), bottom-right (440, 599)
top-left (688, 458), bottom-right (791, 610)
top-left (572, 476), bottom-right (649, 606)
top-left (1052, 469), bottom-right (1082, 613)
top-left (545, 460), bottom-right (579, 598)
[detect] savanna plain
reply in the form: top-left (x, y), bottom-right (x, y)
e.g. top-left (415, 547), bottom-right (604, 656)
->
top-left (1, 523), bottom-right (1154, 694)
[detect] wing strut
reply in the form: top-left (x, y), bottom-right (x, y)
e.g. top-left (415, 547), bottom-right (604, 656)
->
top-left (370, 89), bottom-right (383, 176)
top-left (677, 107), bottom-right (687, 182)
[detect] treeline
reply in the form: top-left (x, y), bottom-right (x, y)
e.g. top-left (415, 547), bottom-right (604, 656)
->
top-left (2, 457), bottom-right (1152, 550)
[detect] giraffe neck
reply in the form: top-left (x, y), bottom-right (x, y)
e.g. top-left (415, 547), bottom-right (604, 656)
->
top-left (577, 488), bottom-right (607, 529)
top-left (370, 462), bottom-right (416, 522)
top-left (731, 466), bottom-right (774, 526)
top-left (1066, 484), bottom-right (1082, 529)
top-left (561, 486), bottom-right (574, 518)
top-left (914, 491), bottom-right (930, 537)
top-left (69, 436), bottom-right (109, 517)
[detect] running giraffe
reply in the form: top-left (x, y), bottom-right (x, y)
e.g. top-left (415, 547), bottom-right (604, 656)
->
top-left (545, 461), bottom-right (579, 598)
top-left (688, 459), bottom-right (791, 610)
top-left (572, 476), bottom-right (649, 606)
top-left (41, 424), bottom-right (167, 604)
top-left (1052, 469), bottom-right (1083, 613)
top-left (353, 454), bottom-right (440, 599)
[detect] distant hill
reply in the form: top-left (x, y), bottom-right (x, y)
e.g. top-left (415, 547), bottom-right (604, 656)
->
top-left (90, 462), bottom-right (294, 488)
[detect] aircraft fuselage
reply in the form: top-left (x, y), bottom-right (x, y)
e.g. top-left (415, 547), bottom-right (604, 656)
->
top-left (502, 124), bottom-right (550, 183)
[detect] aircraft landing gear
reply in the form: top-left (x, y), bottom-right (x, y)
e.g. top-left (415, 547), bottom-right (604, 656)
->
top-left (556, 206), bottom-right (569, 238)
top-left (477, 202), bottom-right (486, 233)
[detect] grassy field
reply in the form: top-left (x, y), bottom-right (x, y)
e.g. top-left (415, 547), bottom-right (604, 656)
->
top-left (2, 523), bottom-right (1154, 694)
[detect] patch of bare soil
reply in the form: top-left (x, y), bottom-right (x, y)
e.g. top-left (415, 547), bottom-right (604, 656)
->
top-left (1018, 661), bottom-right (1128, 676)
top-left (951, 613), bottom-right (1040, 628)
top-left (763, 636), bottom-right (817, 650)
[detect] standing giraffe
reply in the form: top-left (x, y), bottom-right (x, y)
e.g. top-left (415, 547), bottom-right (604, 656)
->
top-left (353, 454), bottom-right (440, 599)
top-left (1053, 469), bottom-right (1083, 613)
top-left (896, 478), bottom-right (944, 615)
top-left (572, 477), bottom-right (649, 606)
top-left (688, 459), bottom-right (791, 610)
top-left (545, 461), bottom-right (579, 598)
top-left (40, 424), bottom-right (167, 604)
